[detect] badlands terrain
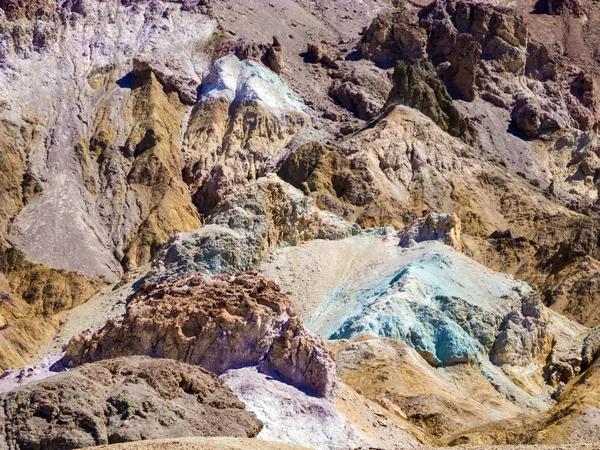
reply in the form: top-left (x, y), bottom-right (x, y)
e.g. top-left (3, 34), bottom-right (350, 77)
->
top-left (3, 0), bottom-right (600, 448)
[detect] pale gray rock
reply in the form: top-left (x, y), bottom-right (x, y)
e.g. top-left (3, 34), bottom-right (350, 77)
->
top-left (150, 176), bottom-right (360, 282)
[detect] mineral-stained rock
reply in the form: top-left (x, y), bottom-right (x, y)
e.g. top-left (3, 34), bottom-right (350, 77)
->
top-left (0, 245), bottom-right (104, 371)
top-left (397, 213), bottom-right (462, 251)
top-left (62, 273), bottom-right (336, 398)
top-left (385, 58), bottom-right (473, 140)
top-left (300, 231), bottom-right (550, 368)
top-left (149, 176), bottom-right (359, 281)
top-left (0, 356), bottom-right (263, 450)
top-left (182, 55), bottom-right (308, 214)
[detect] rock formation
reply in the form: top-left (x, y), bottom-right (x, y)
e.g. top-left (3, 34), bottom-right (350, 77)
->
top-left (149, 176), bottom-right (359, 281)
top-left (0, 357), bottom-right (262, 450)
top-left (397, 213), bottom-right (462, 250)
top-left (4, 0), bottom-right (600, 447)
top-left (62, 273), bottom-right (336, 398)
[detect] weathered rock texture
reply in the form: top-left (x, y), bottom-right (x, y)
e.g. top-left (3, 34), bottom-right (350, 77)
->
top-left (398, 213), bottom-right (462, 250)
top-left (62, 273), bottom-right (336, 398)
top-left (329, 335), bottom-right (524, 438)
top-left (89, 437), bottom-right (310, 450)
top-left (261, 231), bottom-right (584, 440)
top-left (0, 357), bottom-right (262, 450)
top-left (150, 176), bottom-right (359, 281)
top-left (5, 0), bottom-right (600, 447)
top-left (222, 366), bottom-right (425, 450)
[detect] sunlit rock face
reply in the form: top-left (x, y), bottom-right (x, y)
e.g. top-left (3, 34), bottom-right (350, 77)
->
top-left (61, 272), bottom-right (337, 399)
top-left (306, 240), bottom-right (548, 367)
top-left (149, 176), bottom-right (359, 282)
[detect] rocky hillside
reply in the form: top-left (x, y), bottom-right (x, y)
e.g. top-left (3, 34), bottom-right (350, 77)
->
top-left (2, 0), bottom-right (600, 448)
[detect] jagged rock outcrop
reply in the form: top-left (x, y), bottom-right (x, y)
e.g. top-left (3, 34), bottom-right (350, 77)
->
top-left (329, 66), bottom-right (392, 121)
top-left (62, 273), bottom-right (336, 398)
top-left (150, 176), bottom-right (359, 281)
top-left (182, 54), bottom-right (308, 214)
top-left (360, 0), bottom-right (598, 146)
top-left (386, 58), bottom-right (473, 140)
top-left (398, 213), bottom-right (462, 251)
top-left (358, 7), bottom-right (428, 67)
top-left (278, 140), bottom-right (414, 229)
top-left (490, 292), bottom-right (549, 366)
top-left (0, 357), bottom-right (263, 450)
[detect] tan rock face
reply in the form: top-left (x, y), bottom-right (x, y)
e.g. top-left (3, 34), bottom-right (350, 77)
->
top-left (329, 336), bottom-right (525, 439)
top-left (62, 273), bottom-right (336, 398)
top-left (0, 356), bottom-right (263, 450)
top-left (398, 213), bottom-right (462, 251)
top-left (182, 55), bottom-right (308, 215)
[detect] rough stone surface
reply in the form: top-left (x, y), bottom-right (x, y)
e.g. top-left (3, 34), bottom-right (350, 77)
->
top-left (89, 437), bottom-right (311, 450)
top-left (398, 213), bottom-right (462, 251)
top-left (0, 357), bottom-right (263, 450)
top-left (150, 176), bottom-right (360, 281)
top-left (62, 273), bottom-right (336, 398)
top-left (221, 367), bottom-right (423, 450)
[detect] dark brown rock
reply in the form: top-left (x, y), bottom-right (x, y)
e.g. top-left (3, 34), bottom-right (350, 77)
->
top-left (385, 58), bottom-right (473, 140)
top-left (0, 357), bottom-right (263, 450)
top-left (359, 9), bottom-right (427, 68)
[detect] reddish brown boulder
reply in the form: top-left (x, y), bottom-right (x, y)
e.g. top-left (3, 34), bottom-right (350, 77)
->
top-left (62, 273), bottom-right (336, 398)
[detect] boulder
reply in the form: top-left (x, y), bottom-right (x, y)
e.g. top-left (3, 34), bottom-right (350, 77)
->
top-left (61, 273), bottom-right (337, 398)
top-left (0, 357), bottom-right (262, 450)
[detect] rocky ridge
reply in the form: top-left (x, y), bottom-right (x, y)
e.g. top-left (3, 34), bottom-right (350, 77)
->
top-left (61, 273), bottom-right (337, 398)
top-left (2, 0), bottom-right (600, 448)
top-left (0, 356), bottom-right (263, 450)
